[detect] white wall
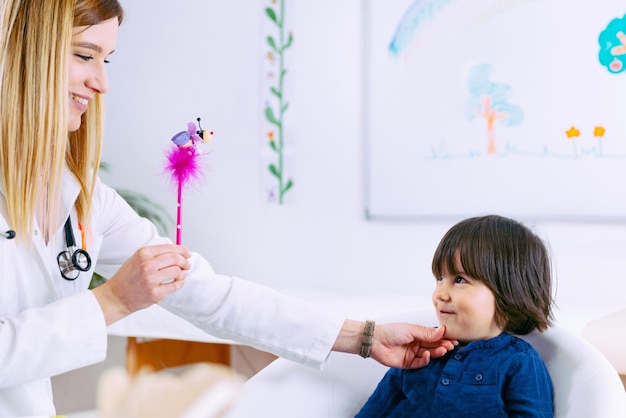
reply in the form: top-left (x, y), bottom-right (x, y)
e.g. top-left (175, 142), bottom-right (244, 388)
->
top-left (101, 1), bottom-right (626, 328)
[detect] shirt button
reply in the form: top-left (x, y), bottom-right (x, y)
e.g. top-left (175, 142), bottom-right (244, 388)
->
top-left (453, 353), bottom-right (462, 360)
top-left (475, 373), bottom-right (483, 381)
top-left (441, 378), bottom-right (450, 386)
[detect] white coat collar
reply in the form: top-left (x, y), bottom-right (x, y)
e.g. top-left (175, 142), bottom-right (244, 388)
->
top-left (0, 166), bottom-right (81, 231)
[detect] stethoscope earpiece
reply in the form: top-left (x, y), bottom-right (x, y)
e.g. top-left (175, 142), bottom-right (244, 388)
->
top-left (1, 230), bottom-right (15, 239)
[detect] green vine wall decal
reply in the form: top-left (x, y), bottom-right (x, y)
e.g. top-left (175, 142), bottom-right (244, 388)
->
top-left (264, 0), bottom-right (293, 204)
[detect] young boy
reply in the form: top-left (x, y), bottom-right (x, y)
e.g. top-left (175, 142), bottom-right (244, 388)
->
top-left (356, 215), bottom-right (554, 417)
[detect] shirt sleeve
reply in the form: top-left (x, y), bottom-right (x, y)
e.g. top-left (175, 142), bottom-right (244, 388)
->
top-left (503, 350), bottom-right (554, 417)
top-left (92, 178), bottom-right (345, 369)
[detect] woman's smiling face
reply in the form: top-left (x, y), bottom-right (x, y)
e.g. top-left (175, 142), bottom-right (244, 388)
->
top-left (68, 17), bottom-right (118, 132)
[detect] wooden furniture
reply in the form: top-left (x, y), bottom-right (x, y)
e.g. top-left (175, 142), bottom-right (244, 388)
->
top-left (125, 337), bottom-right (231, 376)
top-left (107, 305), bottom-right (238, 376)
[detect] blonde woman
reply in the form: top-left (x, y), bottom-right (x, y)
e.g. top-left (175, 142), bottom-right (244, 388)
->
top-left (0, 0), bottom-right (456, 415)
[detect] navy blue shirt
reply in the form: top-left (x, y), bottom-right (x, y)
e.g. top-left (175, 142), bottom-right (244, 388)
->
top-left (356, 333), bottom-right (554, 417)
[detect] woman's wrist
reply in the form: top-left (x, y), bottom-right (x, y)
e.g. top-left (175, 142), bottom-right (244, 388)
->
top-left (91, 283), bottom-right (131, 326)
top-left (332, 319), bottom-right (371, 354)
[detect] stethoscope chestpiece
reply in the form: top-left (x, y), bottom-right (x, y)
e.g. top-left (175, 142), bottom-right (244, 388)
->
top-left (57, 217), bottom-right (92, 281)
top-left (71, 247), bottom-right (92, 271)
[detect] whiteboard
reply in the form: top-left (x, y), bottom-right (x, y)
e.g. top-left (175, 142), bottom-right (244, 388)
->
top-left (364, 0), bottom-right (626, 221)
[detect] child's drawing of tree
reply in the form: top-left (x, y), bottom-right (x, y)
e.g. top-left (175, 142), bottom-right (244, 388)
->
top-left (465, 63), bottom-right (523, 155)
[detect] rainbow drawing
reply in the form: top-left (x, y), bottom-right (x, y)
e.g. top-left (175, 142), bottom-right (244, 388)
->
top-left (389, 0), bottom-right (538, 58)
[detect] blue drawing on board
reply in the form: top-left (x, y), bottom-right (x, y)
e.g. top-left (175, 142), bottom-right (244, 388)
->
top-left (427, 63), bottom-right (625, 161)
top-left (388, 0), bottom-right (452, 56)
top-left (388, 0), bottom-right (540, 58)
top-left (598, 14), bottom-right (626, 74)
top-left (465, 64), bottom-right (523, 155)
top-left (385, 4), bottom-right (626, 160)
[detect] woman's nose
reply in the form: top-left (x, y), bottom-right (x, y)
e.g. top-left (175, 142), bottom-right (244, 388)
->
top-left (87, 63), bottom-right (110, 94)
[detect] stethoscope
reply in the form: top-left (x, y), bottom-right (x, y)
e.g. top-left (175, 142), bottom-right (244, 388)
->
top-left (2, 217), bottom-right (91, 281)
top-left (57, 217), bottom-right (92, 280)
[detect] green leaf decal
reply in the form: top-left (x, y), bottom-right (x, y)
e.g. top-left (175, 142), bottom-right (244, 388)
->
top-left (271, 87), bottom-right (282, 99)
top-left (265, 106), bottom-right (280, 126)
top-left (266, 36), bottom-right (278, 52)
top-left (269, 164), bottom-right (281, 179)
top-left (284, 33), bottom-right (293, 49)
top-left (283, 179), bottom-right (293, 193)
top-left (265, 7), bottom-right (277, 24)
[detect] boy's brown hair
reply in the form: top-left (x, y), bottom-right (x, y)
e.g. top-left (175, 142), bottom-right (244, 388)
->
top-left (432, 215), bottom-right (554, 334)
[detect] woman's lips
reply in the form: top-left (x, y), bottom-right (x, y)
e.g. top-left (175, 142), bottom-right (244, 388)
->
top-left (71, 94), bottom-right (89, 112)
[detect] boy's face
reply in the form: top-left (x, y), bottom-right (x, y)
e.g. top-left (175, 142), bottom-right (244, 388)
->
top-left (432, 256), bottom-right (503, 344)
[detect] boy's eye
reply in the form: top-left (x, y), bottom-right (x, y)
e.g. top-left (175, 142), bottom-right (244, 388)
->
top-left (454, 276), bottom-right (467, 284)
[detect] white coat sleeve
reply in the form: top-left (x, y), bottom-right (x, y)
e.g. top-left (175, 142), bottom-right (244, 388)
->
top-left (0, 291), bottom-right (107, 388)
top-left (92, 179), bottom-right (345, 369)
top-left (160, 254), bottom-right (346, 369)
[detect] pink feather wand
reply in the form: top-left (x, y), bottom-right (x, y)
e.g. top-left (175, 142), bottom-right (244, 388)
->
top-left (164, 118), bottom-right (213, 244)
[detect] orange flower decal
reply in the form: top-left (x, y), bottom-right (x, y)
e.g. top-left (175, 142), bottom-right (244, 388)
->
top-left (593, 126), bottom-right (606, 138)
top-left (565, 126), bottom-right (580, 139)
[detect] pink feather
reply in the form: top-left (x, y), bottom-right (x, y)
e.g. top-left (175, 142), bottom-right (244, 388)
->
top-left (165, 145), bottom-right (203, 190)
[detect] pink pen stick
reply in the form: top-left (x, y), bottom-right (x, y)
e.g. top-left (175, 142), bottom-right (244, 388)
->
top-left (176, 181), bottom-right (183, 245)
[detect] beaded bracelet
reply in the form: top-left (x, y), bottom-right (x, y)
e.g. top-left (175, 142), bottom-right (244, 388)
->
top-left (359, 320), bottom-right (375, 358)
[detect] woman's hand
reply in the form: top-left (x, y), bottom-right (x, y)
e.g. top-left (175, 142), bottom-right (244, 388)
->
top-left (371, 323), bottom-right (457, 369)
top-left (92, 244), bottom-right (192, 325)
top-left (333, 320), bottom-right (457, 369)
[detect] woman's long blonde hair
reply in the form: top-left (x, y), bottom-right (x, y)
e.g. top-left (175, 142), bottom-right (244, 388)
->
top-left (0, 0), bottom-right (123, 243)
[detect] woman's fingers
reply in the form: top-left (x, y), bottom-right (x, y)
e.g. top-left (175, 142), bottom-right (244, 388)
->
top-left (105, 244), bottom-right (192, 314)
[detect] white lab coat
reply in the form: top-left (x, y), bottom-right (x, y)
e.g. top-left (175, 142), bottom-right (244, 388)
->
top-left (0, 170), bottom-right (344, 417)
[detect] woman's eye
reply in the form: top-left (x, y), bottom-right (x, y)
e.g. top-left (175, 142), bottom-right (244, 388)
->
top-left (74, 53), bottom-right (93, 62)
top-left (436, 276), bottom-right (443, 282)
